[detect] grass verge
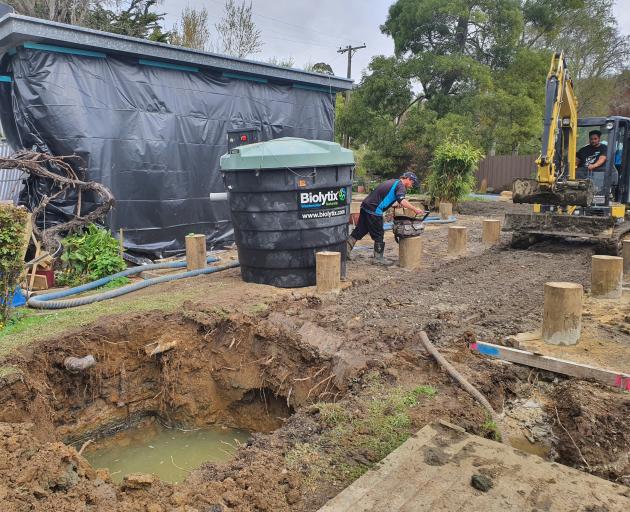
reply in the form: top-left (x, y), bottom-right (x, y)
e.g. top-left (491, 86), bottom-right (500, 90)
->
top-left (285, 373), bottom-right (437, 491)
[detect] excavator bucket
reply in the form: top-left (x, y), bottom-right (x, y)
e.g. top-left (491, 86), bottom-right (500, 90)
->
top-left (512, 178), bottom-right (594, 207)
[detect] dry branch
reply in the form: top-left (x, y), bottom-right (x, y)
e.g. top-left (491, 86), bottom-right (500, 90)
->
top-left (0, 150), bottom-right (115, 252)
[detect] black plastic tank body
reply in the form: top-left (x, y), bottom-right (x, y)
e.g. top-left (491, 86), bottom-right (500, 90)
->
top-left (220, 138), bottom-right (355, 287)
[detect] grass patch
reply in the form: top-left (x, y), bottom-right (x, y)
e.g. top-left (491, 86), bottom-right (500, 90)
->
top-left (98, 276), bottom-right (131, 290)
top-left (0, 365), bottom-right (21, 379)
top-left (285, 374), bottom-right (437, 489)
top-left (481, 418), bottom-right (502, 442)
top-left (248, 303), bottom-right (268, 314)
top-left (0, 278), bottom-right (233, 358)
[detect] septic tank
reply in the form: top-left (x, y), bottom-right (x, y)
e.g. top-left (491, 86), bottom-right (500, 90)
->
top-left (220, 137), bottom-right (354, 288)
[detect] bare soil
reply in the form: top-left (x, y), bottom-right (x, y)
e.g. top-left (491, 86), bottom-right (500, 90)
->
top-left (0, 200), bottom-right (628, 511)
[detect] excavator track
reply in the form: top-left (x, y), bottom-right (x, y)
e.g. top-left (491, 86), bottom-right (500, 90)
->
top-left (594, 220), bottom-right (630, 255)
top-left (505, 212), bottom-right (630, 253)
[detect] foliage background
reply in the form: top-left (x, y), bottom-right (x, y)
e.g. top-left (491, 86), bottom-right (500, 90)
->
top-left (0, 206), bottom-right (28, 326)
top-left (338, 0), bottom-right (630, 182)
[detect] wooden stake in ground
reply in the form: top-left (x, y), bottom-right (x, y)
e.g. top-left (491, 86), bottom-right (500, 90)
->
top-left (623, 239), bottom-right (630, 276)
top-left (542, 282), bottom-right (583, 346)
top-left (482, 219), bottom-right (501, 245)
top-left (591, 255), bottom-right (623, 299)
top-left (439, 202), bottom-right (452, 220)
top-left (185, 234), bottom-right (207, 271)
top-left (399, 236), bottom-right (422, 269)
top-left (447, 226), bottom-right (467, 256)
top-left (316, 251), bottom-right (341, 293)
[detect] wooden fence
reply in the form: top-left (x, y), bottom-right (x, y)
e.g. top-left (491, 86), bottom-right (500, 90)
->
top-left (476, 154), bottom-right (536, 192)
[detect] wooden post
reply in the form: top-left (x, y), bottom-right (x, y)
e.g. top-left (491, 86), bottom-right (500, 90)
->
top-left (439, 202), bottom-right (452, 220)
top-left (542, 282), bottom-right (583, 346)
top-left (119, 228), bottom-right (124, 259)
top-left (185, 234), bottom-right (207, 271)
top-left (623, 239), bottom-right (630, 276)
top-left (447, 226), bottom-right (467, 256)
top-left (482, 219), bottom-right (501, 245)
top-left (399, 236), bottom-right (422, 269)
top-left (591, 255), bottom-right (623, 299)
top-left (316, 251), bottom-right (341, 293)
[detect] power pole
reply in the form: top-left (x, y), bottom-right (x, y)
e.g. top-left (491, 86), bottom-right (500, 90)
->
top-left (337, 43), bottom-right (366, 148)
top-left (337, 43), bottom-right (366, 81)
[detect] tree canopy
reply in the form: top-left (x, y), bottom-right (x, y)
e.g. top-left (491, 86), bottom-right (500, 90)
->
top-left (343, 0), bottom-right (630, 180)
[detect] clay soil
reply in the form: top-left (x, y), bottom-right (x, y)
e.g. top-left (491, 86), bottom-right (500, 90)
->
top-left (0, 200), bottom-right (628, 511)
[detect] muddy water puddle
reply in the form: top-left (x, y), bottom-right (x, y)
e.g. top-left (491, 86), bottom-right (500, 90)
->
top-left (84, 422), bottom-right (250, 484)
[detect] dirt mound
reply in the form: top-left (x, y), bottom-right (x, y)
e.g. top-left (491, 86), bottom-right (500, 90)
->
top-left (0, 422), bottom-right (119, 511)
top-left (550, 381), bottom-right (630, 484)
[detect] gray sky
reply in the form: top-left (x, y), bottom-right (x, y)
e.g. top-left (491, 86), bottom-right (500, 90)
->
top-left (162, 0), bottom-right (630, 82)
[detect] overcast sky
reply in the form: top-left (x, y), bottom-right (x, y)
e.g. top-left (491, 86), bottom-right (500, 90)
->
top-left (161, 0), bottom-right (630, 81)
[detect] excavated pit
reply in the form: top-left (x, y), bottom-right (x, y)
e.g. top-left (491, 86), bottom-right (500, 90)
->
top-left (0, 307), bottom-right (352, 493)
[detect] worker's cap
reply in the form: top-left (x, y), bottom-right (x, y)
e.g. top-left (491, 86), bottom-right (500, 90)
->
top-left (401, 172), bottom-right (419, 186)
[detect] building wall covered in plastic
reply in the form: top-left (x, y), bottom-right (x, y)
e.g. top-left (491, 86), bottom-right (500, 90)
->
top-left (0, 47), bottom-right (336, 256)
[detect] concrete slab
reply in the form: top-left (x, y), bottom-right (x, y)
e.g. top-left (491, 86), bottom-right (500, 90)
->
top-left (318, 421), bottom-right (630, 512)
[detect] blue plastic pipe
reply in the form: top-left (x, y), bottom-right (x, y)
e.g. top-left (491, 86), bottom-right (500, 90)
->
top-left (383, 215), bottom-right (457, 230)
top-left (28, 257), bottom-right (240, 310)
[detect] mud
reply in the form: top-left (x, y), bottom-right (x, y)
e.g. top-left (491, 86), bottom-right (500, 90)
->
top-left (0, 200), bottom-right (628, 511)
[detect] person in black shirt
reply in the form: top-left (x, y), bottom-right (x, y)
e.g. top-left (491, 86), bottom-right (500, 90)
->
top-left (347, 172), bottom-right (424, 263)
top-left (576, 130), bottom-right (607, 173)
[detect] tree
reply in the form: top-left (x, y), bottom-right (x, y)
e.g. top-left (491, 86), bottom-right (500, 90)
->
top-left (267, 56), bottom-right (295, 68)
top-left (305, 62), bottom-right (334, 75)
top-left (381, 0), bottom-right (521, 112)
top-left (86, 0), bottom-right (167, 40)
top-left (475, 48), bottom-right (548, 154)
top-left (552, 0), bottom-right (630, 116)
top-left (170, 7), bottom-right (210, 50)
top-left (215, 0), bottom-right (263, 58)
top-left (6, 0), bottom-right (96, 25)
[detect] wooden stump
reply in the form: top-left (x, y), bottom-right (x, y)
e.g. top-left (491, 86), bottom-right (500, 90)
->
top-left (482, 219), bottom-right (501, 245)
top-left (439, 202), bottom-right (452, 220)
top-left (591, 255), bottom-right (623, 298)
top-left (399, 236), bottom-right (422, 269)
top-left (316, 251), bottom-right (341, 293)
top-left (185, 234), bottom-right (207, 271)
top-left (542, 282), bottom-right (583, 346)
top-left (447, 226), bottom-right (467, 256)
top-left (623, 239), bottom-right (630, 276)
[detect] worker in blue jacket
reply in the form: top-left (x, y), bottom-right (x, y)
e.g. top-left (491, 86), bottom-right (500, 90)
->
top-left (347, 172), bottom-right (424, 263)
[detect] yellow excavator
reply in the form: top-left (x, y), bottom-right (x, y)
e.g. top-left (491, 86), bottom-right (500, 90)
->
top-left (504, 51), bottom-right (630, 254)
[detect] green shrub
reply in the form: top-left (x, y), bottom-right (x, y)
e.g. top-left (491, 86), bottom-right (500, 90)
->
top-left (58, 224), bottom-right (125, 286)
top-left (0, 206), bottom-right (29, 327)
top-left (425, 138), bottom-right (484, 205)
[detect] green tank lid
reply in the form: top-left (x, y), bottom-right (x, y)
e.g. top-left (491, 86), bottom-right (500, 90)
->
top-left (220, 137), bottom-right (354, 171)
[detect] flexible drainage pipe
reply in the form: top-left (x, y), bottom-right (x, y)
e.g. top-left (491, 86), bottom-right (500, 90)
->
top-left (382, 215), bottom-right (457, 230)
top-left (28, 257), bottom-right (240, 310)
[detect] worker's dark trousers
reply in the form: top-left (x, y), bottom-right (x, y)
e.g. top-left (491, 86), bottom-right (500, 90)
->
top-left (350, 209), bottom-right (384, 244)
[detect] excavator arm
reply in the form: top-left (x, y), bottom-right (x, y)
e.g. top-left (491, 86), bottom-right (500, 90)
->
top-left (512, 52), bottom-right (594, 206)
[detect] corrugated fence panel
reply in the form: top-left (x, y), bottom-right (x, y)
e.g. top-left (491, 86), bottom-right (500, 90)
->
top-left (0, 141), bottom-right (23, 203)
top-left (476, 155), bottom-right (537, 191)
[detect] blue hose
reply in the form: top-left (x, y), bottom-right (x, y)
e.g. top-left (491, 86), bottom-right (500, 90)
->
top-left (28, 257), bottom-right (240, 310)
top-left (383, 215), bottom-right (457, 230)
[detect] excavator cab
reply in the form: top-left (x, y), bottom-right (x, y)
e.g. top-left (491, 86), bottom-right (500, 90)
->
top-left (504, 52), bottom-right (630, 255)
top-left (575, 117), bottom-right (630, 208)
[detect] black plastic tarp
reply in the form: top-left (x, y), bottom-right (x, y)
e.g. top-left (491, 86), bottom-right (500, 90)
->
top-left (0, 47), bottom-right (335, 256)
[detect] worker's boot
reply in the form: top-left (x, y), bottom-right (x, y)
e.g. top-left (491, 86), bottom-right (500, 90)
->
top-left (373, 241), bottom-right (392, 265)
top-left (346, 236), bottom-right (358, 260)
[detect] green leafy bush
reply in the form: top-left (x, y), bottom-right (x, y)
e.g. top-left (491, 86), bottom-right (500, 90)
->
top-left (425, 138), bottom-right (484, 205)
top-left (58, 224), bottom-right (125, 286)
top-left (0, 206), bottom-right (29, 327)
